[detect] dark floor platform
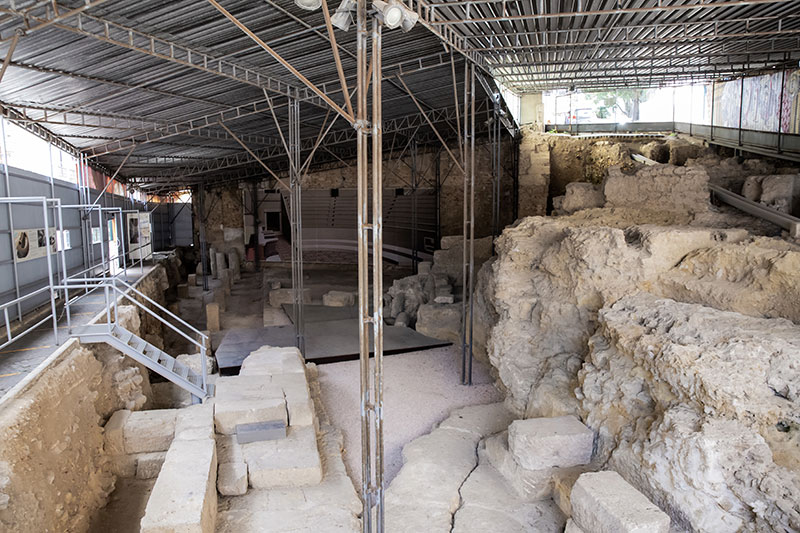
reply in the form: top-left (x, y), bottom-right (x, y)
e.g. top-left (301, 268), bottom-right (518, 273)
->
top-left (215, 318), bottom-right (451, 371)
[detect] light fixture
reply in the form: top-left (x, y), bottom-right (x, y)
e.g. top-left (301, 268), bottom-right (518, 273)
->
top-left (331, 0), bottom-right (355, 31)
top-left (295, 0), bottom-right (322, 11)
top-left (373, 0), bottom-right (404, 29)
top-left (400, 8), bottom-right (418, 32)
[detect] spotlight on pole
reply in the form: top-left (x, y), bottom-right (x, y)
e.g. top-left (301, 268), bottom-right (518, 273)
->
top-left (331, 0), bottom-right (355, 31)
top-left (373, 0), bottom-right (404, 29)
top-left (295, 0), bottom-right (322, 11)
top-left (400, 8), bottom-right (419, 32)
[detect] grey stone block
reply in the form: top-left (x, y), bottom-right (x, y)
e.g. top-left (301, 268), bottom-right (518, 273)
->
top-left (236, 420), bottom-right (287, 444)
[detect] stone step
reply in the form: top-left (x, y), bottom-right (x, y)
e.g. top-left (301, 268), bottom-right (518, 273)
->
top-left (140, 437), bottom-right (217, 533)
top-left (507, 415), bottom-right (594, 470)
top-left (571, 471), bottom-right (671, 533)
top-left (213, 375), bottom-right (287, 435)
top-left (242, 425), bottom-right (322, 489)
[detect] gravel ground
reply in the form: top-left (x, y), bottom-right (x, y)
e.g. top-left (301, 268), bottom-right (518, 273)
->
top-left (317, 344), bottom-right (502, 487)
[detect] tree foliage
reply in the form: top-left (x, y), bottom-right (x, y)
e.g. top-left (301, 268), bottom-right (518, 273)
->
top-left (589, 89), bottom-right (649, 121)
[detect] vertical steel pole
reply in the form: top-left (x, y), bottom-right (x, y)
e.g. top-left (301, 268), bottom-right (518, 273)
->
top-left (738, 76), bottom-right (744, 147)
top-left (356, 1), bottom-right (372, 530)
top-left (0, 117), bottom-right (22, 322)
top-left (43, 199), bottom-right (58, 344)
top-left (289, 93), bottom-right (305, 354)
top-left (410, 137), bottom-right (418, 273)
top-left (55, 200), bottom-right (70, 333)
top-left (466, 66), bottom-right (476, 385)
top-left (371, 18), bottom-right (384, 531)
top-left (710, 80), bottom-right (716, 141)
top-left (460, 61), bottom-right (469, 385)
top-left (199, 186), bottom-right (210, 291)
top-left (778, 63), bottom-right (787, 154)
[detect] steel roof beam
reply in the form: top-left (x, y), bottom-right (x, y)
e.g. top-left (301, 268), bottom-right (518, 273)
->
top-left (5, 7), bottom-right (328, 108)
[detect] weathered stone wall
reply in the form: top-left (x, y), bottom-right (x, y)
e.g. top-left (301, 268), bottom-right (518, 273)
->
top-left (480, 203), bottom-right (800, 530)
top-left (518, 128), bottom-right (550, 218)
top-left (192, 185), bottom-right (245, 259)
top-left (0, 261), bottom-right (183, 531)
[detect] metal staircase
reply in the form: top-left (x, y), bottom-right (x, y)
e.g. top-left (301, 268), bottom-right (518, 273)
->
top-left (59, 276), bottom-right (210, 401)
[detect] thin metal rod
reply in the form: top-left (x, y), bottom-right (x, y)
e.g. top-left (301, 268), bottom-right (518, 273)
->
top-left (396, 75), bottom-right (464, 176)
top-left (207, 0), bottom-right (354, 125)
top-left (321, 0), bottom-right (354, 119)
top-left (90, 144), bottom-right (135, 208)
top-left (0, 32), bottom-right (20, 85)
top-left (467, 64), bottom-right (476, 385)
top-left (778, 61), bottom-right (787, 153)
top-left (219, 122), bottom-right (291, 192)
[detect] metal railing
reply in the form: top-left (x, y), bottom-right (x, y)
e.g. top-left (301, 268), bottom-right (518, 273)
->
top-left (58, 276), bottom-right (209, 393)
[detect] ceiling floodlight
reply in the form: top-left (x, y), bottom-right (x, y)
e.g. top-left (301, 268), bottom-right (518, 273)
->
top-left (295, 0), bottom-right (322, 11)
top-left (331, 0), bottom-right (355, 31)
top-left (373, 0), bottom-right (404, 29)
top-left (400, 8), bottom-right (419, 32)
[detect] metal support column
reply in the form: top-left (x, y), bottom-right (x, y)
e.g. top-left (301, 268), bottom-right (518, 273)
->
top-left (357, 3), bottom-right (385, 530)
top-left (0, 117), bottom-right (22, 321)
top-left (710, 80), bottom-right (716, 141)
top-left (778, 62), bottom-right (787, 154)
top-left (738, 76), bottom-right (745, 146)
top-left (460, 63), bottom-right (475, 386)
top-left (288, 94), bottom-right (305, 354)
top-left (410, 137), bottom-right (418, 274)
top-left (199, 186), bottom-right (209, 291)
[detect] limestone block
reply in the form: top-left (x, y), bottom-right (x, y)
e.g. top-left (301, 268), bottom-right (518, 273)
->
top-left (508, 416), bottom-right (593, 470)
top-left (108, 454), bottom-right (137, 478)
top-left (760, 174), bottom-right (800, 213)
top-left (140, 438), bottom-right (217, 533)
top-left (136, 451), bottom-right (167, 479)
top-left (206, 302), bottom-right (220, 332)
top-left (416, 303), bottom-right (462, 344)
top-left (571, 471), bottom-right (670, 533)
top-left (483, 432), bottom-right (556, 501)
top-left (562, 182), bottom-right (605, 214)
top-left (209, 247), bottom-right (217, 278)
top-left (176, 353), bottom-right (216, 378)
top-left (123, 409), bottom-right (177, 454)
top-left (216, 436), bottom-right (243, 466)
top-left (104, 409), bottom-right (131, 456)
top-left (215, 252), bottom-right (227, 276)
top-left (219, 269), bottom-right (231, 296)
top-left (417, 261), bottom-right (432, 275)
top-left (236, 420), bottom-right (286, 444)
top-left (177, 284), bottom-right (188, 298)
top-left (432, 235), bottom-right (493, 286)
top-left (227, 250), bottom-right (240, 281)
top-left (270, 280), bottom-right (282, 290)
top-left (394, 312), bottom-right (410, 327)
top-left (322, 290), bottom-right (355, 307)
top-left (238, 346), bottom-right (305, 376)
top-left (243, 425), bottom-right (322, 489)
top-left (437, 403), bottom-right (515, 439)
top-left (214, 376), bottom-right (287, 435)
top-left (741, 175), bottom-right (763, 201)
top-left (218, 462), bottom-right (248, 496)
top-left (434, 294), bottom-right (455, 304)
top-left (213, 288), bottom-right (226, 312)
top-left (269, 288), bottom-right (311, 307)
top-left (188, 273), bottom-right (197, 286)
top-left (175, 403), bottom-right (215, 442)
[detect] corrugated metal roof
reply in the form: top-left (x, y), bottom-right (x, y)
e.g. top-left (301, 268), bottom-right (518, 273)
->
top-left (0, 0), bottom-right (797, 189)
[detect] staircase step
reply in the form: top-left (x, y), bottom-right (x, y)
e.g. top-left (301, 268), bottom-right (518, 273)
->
top-left (178, 363), bottom-right (190, 380)
top-left (164, 356), bottom-right (176, 373)
top-left (132, 338), bottom-right (147, 353)
top-left (143, 345), bottom-right (159, 361)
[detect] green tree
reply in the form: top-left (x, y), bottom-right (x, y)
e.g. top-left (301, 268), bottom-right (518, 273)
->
top-left (589, 89), bottom-right (649, 121)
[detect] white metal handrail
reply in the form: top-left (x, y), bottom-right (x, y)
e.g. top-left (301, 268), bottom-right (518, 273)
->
top-left (59, 276), bottom-right (208, 391)
top-left (0, 286), bottom-right (54, 352)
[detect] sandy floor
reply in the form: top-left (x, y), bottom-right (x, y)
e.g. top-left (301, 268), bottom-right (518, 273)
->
top-left (317, 344), bottom-right (502, 486)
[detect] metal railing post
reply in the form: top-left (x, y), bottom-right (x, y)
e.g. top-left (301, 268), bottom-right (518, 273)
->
top-left (1, 117), bottom-right (23, 322)
top-left (42, 198), bottom-right (59, 344)
top-left (104, 284), bottom-right (112, 333)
